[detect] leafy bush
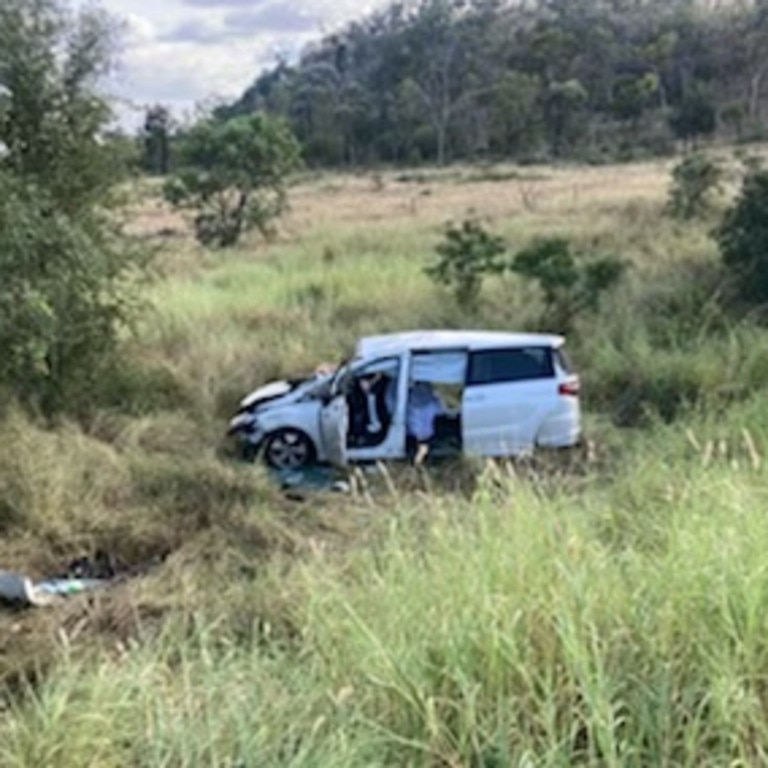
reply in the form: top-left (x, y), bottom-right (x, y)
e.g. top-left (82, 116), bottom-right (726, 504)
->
top-left (0, 179), bottom-right (146, 415)
top-left (509, 237), bottom-right (625, 331)
top-left (716, 169), bottom-right (768, 305)
top-left (604, 364), bottom-right (704, 427)
top-left (0, 0), bottom-right (125, 216)
top-left (425, 219), bottom-right (506, 310)
top-left (0, 1), bottom-right (147, 417)
top-left (665, 153), bottom-right (723, 220)
top-left (635, 258), bottom-right (727, 347)
top-left (165, 114), bottom-right (302, 248)
top-left (668, 85), bottom-right (717, 146)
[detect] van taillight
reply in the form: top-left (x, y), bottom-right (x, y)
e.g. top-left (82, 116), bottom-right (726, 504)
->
top-left (559, 379), bottom-right (580, 397)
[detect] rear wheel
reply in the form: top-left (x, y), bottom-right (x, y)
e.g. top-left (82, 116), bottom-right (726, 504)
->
top-left (263, 429), bottom-right (315, 470)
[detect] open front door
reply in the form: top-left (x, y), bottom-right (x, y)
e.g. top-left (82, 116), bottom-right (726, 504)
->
top-left (319, 395), bottom-right (348, 466)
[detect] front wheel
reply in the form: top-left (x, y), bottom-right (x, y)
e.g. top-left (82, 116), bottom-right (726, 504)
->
top-left (263, 429), bottom-right (316, 470)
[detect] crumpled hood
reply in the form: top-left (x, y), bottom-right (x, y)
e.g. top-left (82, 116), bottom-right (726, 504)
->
top-left (237, 372), bottom-right (333, 414)
top-left (240, 380), bottom-right (294, 409)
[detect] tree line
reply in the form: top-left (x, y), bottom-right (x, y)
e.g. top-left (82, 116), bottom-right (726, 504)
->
top-left (189, 0), bottom-right (768, 167)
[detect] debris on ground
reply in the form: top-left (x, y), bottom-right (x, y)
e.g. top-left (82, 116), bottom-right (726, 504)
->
top-left (0, 570), bottom-right (107, 608)
top-left (271, 465), bottom-right (351, 496)
top-left (0, 551), bottom-right (165, 609)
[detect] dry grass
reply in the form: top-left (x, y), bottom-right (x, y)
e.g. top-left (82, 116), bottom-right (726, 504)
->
top-left (126, 160), bottom-right (676, 251)
top-left (285, 161), bottom-right (674, 233)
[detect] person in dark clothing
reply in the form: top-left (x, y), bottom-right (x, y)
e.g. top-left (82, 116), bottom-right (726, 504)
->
top-left (347, 372), bottom-right (394, 446)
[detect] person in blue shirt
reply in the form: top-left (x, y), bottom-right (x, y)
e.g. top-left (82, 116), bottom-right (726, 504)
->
top-left (406, 381), bottom-right (445, 463)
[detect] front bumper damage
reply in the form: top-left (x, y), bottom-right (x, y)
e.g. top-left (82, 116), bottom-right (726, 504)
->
top-left (227, 411), bottom-right (266, 461)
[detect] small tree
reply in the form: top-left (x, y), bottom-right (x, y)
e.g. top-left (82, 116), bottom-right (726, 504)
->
top-left (425, 219), bottom-right (507, 310)
top-left (164, 113), bottom-right (302, 247)
top-left (611, 72), bottom-right (659, 137)
top-left (669, 85), bottom-right (717, 149)
top-left (142, 104), bottom-right (173, 175)
top-left (509, 237), bottom-right (625, 331)
top-left (716, 169), bottom-right (768, 305)
top-left (0, 0), bottom-right (146, 416)
top-left (665, 153), bottom-right (723, 220)
top-left (0, 175), bottom-right (144, 415)
top-left (0, 0), bottom-right (124, 215)
top-left (542, 79), bottom-right (588, 157)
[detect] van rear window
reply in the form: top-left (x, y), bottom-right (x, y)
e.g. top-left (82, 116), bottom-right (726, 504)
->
top-left (467, 347), bottom-right (554, 386)
top-left (554, 347), bottom-right (573, 374)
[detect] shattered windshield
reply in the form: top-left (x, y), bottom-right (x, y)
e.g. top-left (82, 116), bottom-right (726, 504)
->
top-left (329, 360), bottom-right (351, 396)
top-left (303, 372), bottom-right (334, 399)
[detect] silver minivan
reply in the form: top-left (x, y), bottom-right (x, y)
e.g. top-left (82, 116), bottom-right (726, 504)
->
top-left (228, 330), bottom-right (581, 469)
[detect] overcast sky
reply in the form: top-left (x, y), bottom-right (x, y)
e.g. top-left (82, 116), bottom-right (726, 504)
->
top-left (87, 0), bottom-right (385, 130)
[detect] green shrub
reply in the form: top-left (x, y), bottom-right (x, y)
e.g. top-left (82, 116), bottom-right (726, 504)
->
top-left (605, 364), bottom-right (704, 427)
top-left (665, 153), bottom-right (723, 220)
top-left (634, 258), bottom-right (727, 347)
top-left (164, 114), bottom-right (302, 248)
top-left (425, 219), bottom-right (507, 310)
top-left (0, 178), bottom-right (147, 417)
top-left (0, 1), bottom-right (147, 417)
top-left (509, 237), bottom-right (625, 332)
top-left (717, 169), bottom-right (768, 305)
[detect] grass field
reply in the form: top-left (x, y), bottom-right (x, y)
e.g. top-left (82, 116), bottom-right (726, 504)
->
top-left (3, 155), bottom-right (768, 766)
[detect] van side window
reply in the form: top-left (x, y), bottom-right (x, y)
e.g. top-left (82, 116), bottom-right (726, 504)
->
top-left (467, 347), bottom-right (554, 385)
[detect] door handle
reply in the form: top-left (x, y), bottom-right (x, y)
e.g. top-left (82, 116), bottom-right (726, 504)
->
top-left (464, 394), bottom-right (485, 404)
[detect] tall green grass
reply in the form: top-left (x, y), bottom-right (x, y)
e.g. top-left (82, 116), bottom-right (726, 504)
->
top-left (4, 422), bottom-right (768, 765)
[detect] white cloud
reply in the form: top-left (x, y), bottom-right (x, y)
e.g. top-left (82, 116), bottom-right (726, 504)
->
top-left (77, 0), bottom-right (387, 131)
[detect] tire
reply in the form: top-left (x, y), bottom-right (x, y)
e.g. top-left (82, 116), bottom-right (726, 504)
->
top-left (263, 429), bottom-right (316, 470)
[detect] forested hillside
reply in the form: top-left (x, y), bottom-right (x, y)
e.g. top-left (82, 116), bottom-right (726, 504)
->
top-left (216, 0), bottom-right (768, 166)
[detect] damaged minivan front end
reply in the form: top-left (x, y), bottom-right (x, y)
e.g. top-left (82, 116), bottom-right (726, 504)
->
top-left (227, 371), bottom-right (334, 463)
